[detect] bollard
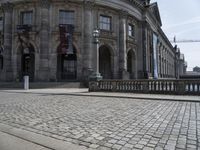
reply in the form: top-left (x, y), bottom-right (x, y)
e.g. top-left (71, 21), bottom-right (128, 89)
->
top-left (24, 76), bottom-right (29, 90)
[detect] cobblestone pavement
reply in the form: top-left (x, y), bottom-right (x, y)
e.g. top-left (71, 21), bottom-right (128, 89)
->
top-left (0, 91), bottom-right (199, 150)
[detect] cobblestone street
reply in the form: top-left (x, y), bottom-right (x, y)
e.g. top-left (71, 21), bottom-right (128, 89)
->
top-left (0, 91), bottom-right (199, 150)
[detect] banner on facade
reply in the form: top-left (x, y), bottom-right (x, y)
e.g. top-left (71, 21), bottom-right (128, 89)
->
top-left (59, 24), bottom-right (74, 55)
top-left (17, 25), bottom-right (32, 34)
top-left (153, 33), bottom-right (158, 79)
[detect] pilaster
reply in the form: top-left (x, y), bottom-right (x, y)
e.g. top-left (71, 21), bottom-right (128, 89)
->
top-left (119, 10), bottom-right (128, 79)
top-left (2, 2), bottom-right (14, 81)
top-left (38, 0), bottom-right (51, 81)
top-left (142, 21), bottom-right (150, 79)
top-left (82, 0), bottom-right (95, 81)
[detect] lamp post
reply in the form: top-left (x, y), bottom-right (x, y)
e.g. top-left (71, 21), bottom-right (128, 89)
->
top-left (90, 28), bottom-right (102, 81)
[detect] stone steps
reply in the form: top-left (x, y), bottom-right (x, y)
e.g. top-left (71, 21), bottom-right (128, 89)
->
top-left (0, 82), bottom-right (85, 89)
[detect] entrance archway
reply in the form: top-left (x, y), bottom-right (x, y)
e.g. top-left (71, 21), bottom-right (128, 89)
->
top-left (99, 45), bottom-right (112, 79)
top-left (127, 50), bottom-right (136, 79)
top-left (21, 44), bottom-right (35, 81)
top-left (57, 46), bottom-right (77, 81)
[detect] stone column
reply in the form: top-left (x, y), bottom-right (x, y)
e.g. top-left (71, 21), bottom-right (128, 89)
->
top-left (157, 42), bottom-right (161, 78)
top-left (2, 3), bottom-right (13, 81)
top-left (162, 47), bottom-right (164, 77)
top-left (38, 0), bottom-right (50, 81)
top-left (83, 0), bottom-right (94, 81)
top-left (142, 21), bottom-right (148, 79)
top-left (119, 10), bottom-right (128, 79)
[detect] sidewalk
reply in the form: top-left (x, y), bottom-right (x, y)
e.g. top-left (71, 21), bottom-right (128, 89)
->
top-left (0, 131), bottom-right (50, 150)
top-left (0, 123), bottom-right (89, 150)
top-left (1, 88), bottom-right (200, 102)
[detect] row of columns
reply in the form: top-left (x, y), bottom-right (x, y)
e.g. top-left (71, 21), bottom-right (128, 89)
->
top-left (142, 21), bottom-right (176, 79)
top-left (157, 43), bottom-right (175, 78)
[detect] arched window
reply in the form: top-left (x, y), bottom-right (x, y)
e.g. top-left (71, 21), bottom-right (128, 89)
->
top-left (127, 50), bottom-right (136, 79)
top-left (99, 46), bottom-right (112, 79)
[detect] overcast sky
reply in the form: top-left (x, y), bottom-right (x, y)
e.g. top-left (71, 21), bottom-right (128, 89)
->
top-left (151, 0), bottom-right (200, 71)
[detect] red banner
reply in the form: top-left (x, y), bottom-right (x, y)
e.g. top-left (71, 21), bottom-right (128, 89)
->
top-left (58, 24), bottom-right (74, 55)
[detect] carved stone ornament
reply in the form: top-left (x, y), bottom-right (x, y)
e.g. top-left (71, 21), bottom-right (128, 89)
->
top-left (83, 0), bottom-right (95, 9)
top-left (119, 9), bottom-right (128, 19)
top-left (1, 2), bottom-right (13, 12)
top-left (40, 0), bottom-right (51, 9)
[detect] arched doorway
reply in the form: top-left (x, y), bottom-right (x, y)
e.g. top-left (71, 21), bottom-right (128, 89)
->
top-left (57, 46), bottom-right (77, 81)
top-left (127, 50), bottom-right (136, 79)
top-left (21, 44), bottom-right (35, 81)
top-left (99, 46), bottom-right (112, 79)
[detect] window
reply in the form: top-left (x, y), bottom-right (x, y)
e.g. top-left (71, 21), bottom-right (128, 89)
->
top-left (21, 11), bottom-right (33, 25)
top-left (128, 24), bottom-right (135, 37)
top-left (100, 15), bottom-right (111, 31)
top-left (59, 10), bottom-right (75, 25)
top-left (0, 17), bottom-right (3, 31)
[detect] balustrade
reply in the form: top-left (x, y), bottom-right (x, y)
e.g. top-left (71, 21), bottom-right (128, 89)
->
top-left (89, 79), bottom-right (200, 95)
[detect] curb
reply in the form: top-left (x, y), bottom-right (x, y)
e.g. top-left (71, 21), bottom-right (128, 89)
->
top-left (1, 90), bottom-right (200, 103)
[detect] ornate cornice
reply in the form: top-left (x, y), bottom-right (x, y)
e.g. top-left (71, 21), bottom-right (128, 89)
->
top-left (128, 0), bottom-right (144, 10)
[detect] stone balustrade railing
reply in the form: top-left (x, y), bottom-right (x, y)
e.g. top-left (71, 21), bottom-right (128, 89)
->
top-left (89, 79), bottom-right (200, 95)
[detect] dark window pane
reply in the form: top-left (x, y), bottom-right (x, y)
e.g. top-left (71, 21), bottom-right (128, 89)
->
top-left (0, 17), bottom-right (3, 31)
top-left (128, 24), bottom-right (135, 37)
top-left (21, 11), bottom-right (33, 25)
top-left (100, 15), bottom-right (111, 31)
top-left (59, 10), bottom-right (74, 25)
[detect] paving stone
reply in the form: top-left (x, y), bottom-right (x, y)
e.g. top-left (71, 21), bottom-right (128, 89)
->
top-left (143, 147), bottom-right (155, 150)
top-left (0, 91), bottom-right (199, 150)
top-left (89, 144), bottom-right (100, 149)
top-left (112, 144), bottom-right (122, 150)
top-left (134, 144), bottom-right (144, 149)
top-left (108, 139), bottom-right (118, 144)
top-left (116, 140), bottom-right (127, 146)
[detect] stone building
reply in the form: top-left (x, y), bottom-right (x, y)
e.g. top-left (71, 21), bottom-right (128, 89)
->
top-left (193, 66), bottom-right (200, 73)
top-left (174, 46), bottom-right (187, 78)
top-left (0, 0), bottom-right (180, 82)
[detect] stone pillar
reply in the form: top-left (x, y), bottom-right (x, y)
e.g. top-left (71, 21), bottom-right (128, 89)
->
top-left (38, 0), bottom-right (50, 81)
top-left (162, 47), bottom-right (164, 77)
top-left (119, 10), bottom-right (128, 79)
top-left (157, 43), bottom-right (161, 78)
top-left (142, 21), bottom-right (148, 79)
top-left (2, 3), bottom-right (13, 81)
top-left (82, 0), bottom-right (94, 81)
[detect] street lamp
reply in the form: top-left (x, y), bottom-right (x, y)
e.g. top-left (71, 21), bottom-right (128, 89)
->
top-left (90, 28), bottom-right (102, 81)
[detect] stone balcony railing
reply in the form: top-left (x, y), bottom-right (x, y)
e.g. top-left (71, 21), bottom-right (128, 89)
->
top-left (89, 79), bottom-right (200, 95)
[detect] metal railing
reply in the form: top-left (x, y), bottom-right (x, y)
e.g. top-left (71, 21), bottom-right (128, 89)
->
top-left (89, 79), bottom-right (200, 95)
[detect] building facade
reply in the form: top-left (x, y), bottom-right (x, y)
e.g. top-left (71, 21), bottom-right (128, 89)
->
top-left (0, 0), bottom-right (180, 82)
top-left (193, 66), bottom-right (200, 73)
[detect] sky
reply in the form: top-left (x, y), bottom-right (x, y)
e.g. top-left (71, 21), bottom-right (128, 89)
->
top-left (151, 0), bottom-right (200, 71)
